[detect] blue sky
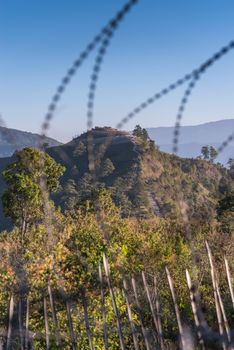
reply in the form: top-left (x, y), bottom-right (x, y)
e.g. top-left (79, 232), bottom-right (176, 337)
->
top-left (0, 0), bottom-right (234, 142)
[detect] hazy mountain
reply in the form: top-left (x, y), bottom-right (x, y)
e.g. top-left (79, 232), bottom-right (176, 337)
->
top-left (147, 119), bottom-right (234, 164)
top-left (0, 126), bottom-right (62, 157)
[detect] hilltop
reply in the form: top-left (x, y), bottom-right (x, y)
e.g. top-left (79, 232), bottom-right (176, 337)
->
top-left (47, 126), bottom-right (233, 220)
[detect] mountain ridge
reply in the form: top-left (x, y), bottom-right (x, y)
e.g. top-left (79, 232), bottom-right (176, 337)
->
top-left (147, 119), bottom-right (234, 164)
top-left (0, 126), bottom-right (62, 157)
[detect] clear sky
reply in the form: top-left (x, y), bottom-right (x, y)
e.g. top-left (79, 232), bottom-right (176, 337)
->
top-left (1, 0), bottom-right (234, 142)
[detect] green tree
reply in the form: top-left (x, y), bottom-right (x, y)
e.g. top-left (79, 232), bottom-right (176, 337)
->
top-left (100, 158), bottom-right (115, 177)
top-left (217, 190), bottom-right (234, 233)
top-left (217, 190), bottom-right (234, 216)
top-left (78, 173), bottom-right (96, 201)
top-left (62, 179), bottom-right (79, 210)
top-left (209, 146), bottom-right (218, 162)
top-left (73, 141), bottom-right (86, 158)
top-left (133, 125), bottom-right (149, 142)
top-left (2, 147), bottom-right (65, 237)
top-left (201, 145), bottom-right (209, 160)
top-left (228, 158), bottom-right (234, 179)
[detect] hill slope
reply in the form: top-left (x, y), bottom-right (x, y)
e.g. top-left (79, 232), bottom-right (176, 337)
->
top-left (0, 126), bottom-right (62, 157)
top-left (0, 127), bottom-right (233, 230)
top-left (47, 127), bottom-right (233, 220)
top-left (147, 119), bottom-right (234, 164)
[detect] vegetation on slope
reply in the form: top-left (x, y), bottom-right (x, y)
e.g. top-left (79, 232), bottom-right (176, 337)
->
top-left (0, 188), bottom-right (233, 348)
top-left (46, 126), bottom-right (234, 222)
top-left (0, 133), bottom-right (232, 348)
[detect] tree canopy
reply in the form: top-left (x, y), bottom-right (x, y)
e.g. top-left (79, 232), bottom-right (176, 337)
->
top-left (2, 147), bottom-right (65, 234)
top-left (201, 145), bottom-right (218, 162)
top-left (132, 125), bottom-right (149, 141)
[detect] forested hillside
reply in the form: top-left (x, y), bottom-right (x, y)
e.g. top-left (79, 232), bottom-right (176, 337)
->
top-left (0, 126), bottom-right (233, 230)
top-left (0, 127), bottom-right (233, 348)
top-left (47, 126), bottom-right (233, 221)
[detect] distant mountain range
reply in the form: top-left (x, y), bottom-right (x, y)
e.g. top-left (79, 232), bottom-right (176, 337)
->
top-left (0, 126), bottom-right (62, 157)
top-left (147, 119), bottom-right (234, 164)
top-left (0, 120), bottom-right (233, 164)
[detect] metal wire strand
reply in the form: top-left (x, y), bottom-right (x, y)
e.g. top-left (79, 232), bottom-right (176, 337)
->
top-left (41, 0), bottom-right (139, 139)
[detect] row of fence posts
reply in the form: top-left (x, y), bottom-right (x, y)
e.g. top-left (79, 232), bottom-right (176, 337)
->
top-left (4, 242), bottom-right (234, 349)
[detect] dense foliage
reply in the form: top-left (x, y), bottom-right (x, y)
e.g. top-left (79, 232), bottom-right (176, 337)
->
top-left (0, 128), bottom-right (233, 348)
top-left (0, 187), bottom-right (232, 348)
top-left (2, 148), bottom-right (65, 237)
top-left (44, 127), bottom-right (234, 222)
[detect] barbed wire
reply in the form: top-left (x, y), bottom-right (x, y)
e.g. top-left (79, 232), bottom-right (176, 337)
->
top-left (15, 6), bottom-right (142, 343)
top-left (86, 0), bottom-right (139, 174)
top-left (114, 40), bottom-right (234, 156)
top-left (86, 30), bottom-right (116, 175)
top-left (35, 0), bottom-right (140, 299)
top-left (41, 0), bottom-right (139, 139)
top-left (173, 73), bottom-right (200, 153)
top-left (217, 132), bottom-right (234, 156)
top-left (116, 73), bottom-right (193, 129)
top-left (1, 3), bottom-right (234, 348)
top-left (173, 40), bottom-right (234, 154)
top-left (85, 38), bottom-right (234, 190)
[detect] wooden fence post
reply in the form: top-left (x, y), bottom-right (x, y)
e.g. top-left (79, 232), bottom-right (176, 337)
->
top-left (66, 299), bottom-right (77, 350)
top-left (166, 267), bottom-right (186, 350)
top-left (123, 279), bottom-right (139, 350)
top-left (186, 270), bottom-right (205, 349)
top-left (18, 299), bottom-right (24, 350)
top-left (48, 283), bottom-right (61, 347)
top-left (142, 272), bottom-right (159, 334)
top-left (142, 271), bottom-right (165, 349)
top-left (154, 276), bottom-right (165, 350)
top-left (81, 289), bottom-right (94, 350)
top-left (99, 264), bottom-right (109, 350)
top-left (224, 257), bottom-right (234, 310)
top-left (205, 242), bottom-right (226, 350)
top-left (215, 279), bottom-right (232, 347)
top-left (131, 277), bottom-right (151, 350)
top-left (103, 254), bottom-right (126, 350)
top-left (25, 297), bottom-right (29, 350)
top-left (6, 295), bottom-right (14, 350)
top-left (43, 296), bottom-right (50, 350)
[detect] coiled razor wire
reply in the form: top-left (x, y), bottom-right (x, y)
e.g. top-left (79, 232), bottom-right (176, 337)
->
top-left (117, 40), bottom-right (234, 135)
top-left (41, 0), bottom-right (139, 139)
top-left (2, 1), bottom-right (230, 342)
top-left (173, 73), bottom-right (201, 154)
top-left (18, 0), bottom-right (234, 279)
top-left (86, 28), bottom-right (115, 175)
top-left (86, 38), bottom-right (234, 183)
top-left (108, 39), bottom-right (234, 155)
top-left (35, 0), bottom-right (140, 304)
top-left (218, 132), bottom-right (234, 154)
top-left (40, 0), bottom-right (234, 161)
top-left (1, 3), bottom-right (234, 348)
top-left (86, 0), bottom-right (139, 132)
top-left (116, 73), bottom-right (193, 130)
top-left (83, 38), bottom-right (234, 328)
top-left (173, 40), bottom-right (234, 154)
